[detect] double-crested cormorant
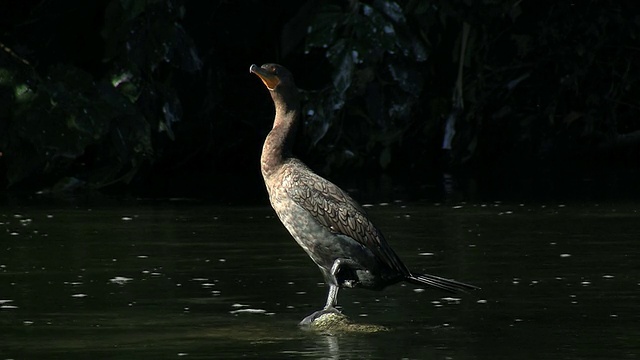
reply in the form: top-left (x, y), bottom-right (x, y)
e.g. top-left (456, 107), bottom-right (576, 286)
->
top-left (250, 63), bottom-right (478, 325)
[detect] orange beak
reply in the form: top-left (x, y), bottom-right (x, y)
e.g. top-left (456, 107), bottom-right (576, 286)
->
top-left (250, 64), bottom-right (280, 90)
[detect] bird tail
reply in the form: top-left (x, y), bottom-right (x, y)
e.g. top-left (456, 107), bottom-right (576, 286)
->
top-left (406, 273), bottom-right (479, 293)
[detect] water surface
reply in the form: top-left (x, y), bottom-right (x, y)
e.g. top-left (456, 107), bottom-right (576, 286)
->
top-left (1, 201), bottom-right (638, 359)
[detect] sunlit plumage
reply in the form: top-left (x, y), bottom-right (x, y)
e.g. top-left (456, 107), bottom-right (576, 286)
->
top-left (250, 63), bottom-right (478, 325)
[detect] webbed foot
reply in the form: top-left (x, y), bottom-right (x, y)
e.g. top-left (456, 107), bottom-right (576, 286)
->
top-left (299, 306), bottom-right (342, 326)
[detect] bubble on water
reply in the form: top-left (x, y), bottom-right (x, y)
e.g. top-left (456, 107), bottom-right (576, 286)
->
top-left (1, 300), bottom-right (17, 310)
top-left (413, 288), bottom-right (425, 293)
top-left (229, 308), bottom-right (266, 314)
top-left (560, 253), bottom-right (571, 258)
top-left (441, 297), bottom-right (461, 304)
top-left (477, 299), bottom-right (487, 304)
top-left (71, 294), bottom-right (87, 298)
top-left (602, 275), bottom-right (614, 279)
top-left (121, 216), bottom-right (133, 221)
top-left (231, 303), bottom-right (248, 308)
top-left (110, 276), bottom-right (133, 285)
top-left (418, 252), bottom-right (434, 256)
top-left (137, 255), bottom-right (148, 259)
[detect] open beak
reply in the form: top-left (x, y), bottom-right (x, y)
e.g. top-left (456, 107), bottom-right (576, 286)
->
top-left (250, 64), bottom-right (280, 90)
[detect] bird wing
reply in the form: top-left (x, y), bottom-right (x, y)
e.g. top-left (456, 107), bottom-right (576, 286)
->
top-left (282, 161), bottom-right (409, 274)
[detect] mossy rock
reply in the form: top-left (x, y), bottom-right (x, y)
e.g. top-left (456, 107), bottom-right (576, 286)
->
top-left (305, 313), bottom-right (388, 333)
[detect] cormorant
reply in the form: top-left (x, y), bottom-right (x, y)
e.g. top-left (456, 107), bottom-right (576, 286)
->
top-left (250, 63), bottom-right (477, 325)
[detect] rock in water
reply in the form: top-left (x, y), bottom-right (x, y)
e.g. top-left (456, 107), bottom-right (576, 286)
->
top-left (305, 313), bottom-right (388, 333)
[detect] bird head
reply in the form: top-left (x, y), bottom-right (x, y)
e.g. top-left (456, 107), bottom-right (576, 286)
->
top-left (250, 63), bottom-right (295, 91)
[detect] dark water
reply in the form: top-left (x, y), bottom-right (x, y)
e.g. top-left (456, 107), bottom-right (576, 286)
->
top-left (1, 200), bottom-right (638, 359)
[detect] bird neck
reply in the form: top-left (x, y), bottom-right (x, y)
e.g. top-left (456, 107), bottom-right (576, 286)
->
top-left (261, 92), bottom-right (300, 180)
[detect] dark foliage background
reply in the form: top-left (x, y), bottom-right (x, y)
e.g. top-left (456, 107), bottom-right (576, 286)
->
top-left (1, 0), bottom-right (638, 201)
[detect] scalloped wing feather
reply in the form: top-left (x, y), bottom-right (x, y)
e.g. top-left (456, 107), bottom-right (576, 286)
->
top-left (282, 160), bottom-right (409, 274)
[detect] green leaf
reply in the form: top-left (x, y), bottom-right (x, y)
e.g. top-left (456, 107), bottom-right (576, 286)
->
top-left (373, 0), bottom-right (405, 24)
top-left (327, 39), bottom-right (354, 110)
top-left (388, 63), bottom-right (423, 96)
top-left (305, 4), bottom-right (342, 51)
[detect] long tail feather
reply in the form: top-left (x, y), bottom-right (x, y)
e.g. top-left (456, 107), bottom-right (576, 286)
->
top-left (406, 273), bottom-right (479, 293)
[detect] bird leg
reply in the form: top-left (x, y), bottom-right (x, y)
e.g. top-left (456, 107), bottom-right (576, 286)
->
top-left (299, 258), bottom-right (357, 326)
top-left (324, 283), bottom-right (339, 309)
